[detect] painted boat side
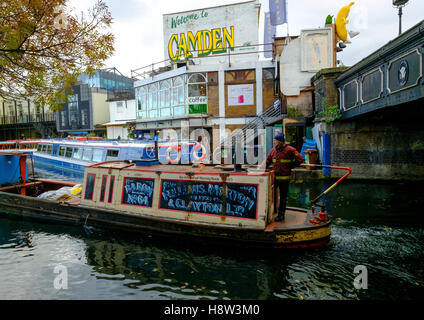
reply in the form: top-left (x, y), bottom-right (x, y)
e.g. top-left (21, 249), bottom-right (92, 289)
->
top-left (0, 190), bottom-right (331, 249)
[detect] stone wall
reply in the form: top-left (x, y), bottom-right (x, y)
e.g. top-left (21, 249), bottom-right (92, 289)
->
top-left (328, 99), bottom-right (424, 180)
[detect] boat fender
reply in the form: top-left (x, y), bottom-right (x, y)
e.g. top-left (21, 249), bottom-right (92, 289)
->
top-left (166, 145), bottom-right (181, 163)
top-left (319, 211), bottom-right (327, 221)
top-left (192, 143), bottom-right (206, 161)
top-left (309, 219), bottom-right (321, 224)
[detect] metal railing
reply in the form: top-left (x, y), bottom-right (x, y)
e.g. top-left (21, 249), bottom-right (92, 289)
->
top-left (1, 112), bottom-right (56, 125)
top-left (221, 99), bottom-right (283, 147)
top-left (131, 42), bottom-right (275, 80)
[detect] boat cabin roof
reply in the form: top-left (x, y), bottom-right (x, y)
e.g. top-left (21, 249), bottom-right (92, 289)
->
top-left (88, 161), bottom-right (269, 176)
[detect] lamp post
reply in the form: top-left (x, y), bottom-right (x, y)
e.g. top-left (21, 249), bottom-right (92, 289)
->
top-left (393, 0), bottom-right (409, 35)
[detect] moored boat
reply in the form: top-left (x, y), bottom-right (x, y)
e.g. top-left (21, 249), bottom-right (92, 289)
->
top-left (0, 153), bottom-right (351, 249)
top-left (32, 138), bottom-right (200, 180)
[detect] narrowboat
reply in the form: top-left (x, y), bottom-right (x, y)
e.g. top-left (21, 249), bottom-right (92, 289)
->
top-left (0, 153), bottom-right (349, 249)
top-left (32, 139), bottom-right (200, 180)
top-left (0, 139), bottom-right (40, 152)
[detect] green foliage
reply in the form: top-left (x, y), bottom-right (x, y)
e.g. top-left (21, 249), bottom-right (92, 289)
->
top-left (318, 98), bottom-right (342, 123)
top-left (125, 122), bottom-right (136, 139)
top-left (86, 132), bottom-right (96, 138)
top-left (285, 127), bottom-right (296, 145)
top-left (0, 0), bottom-right (114, 111)
top-left (325, 15), bottom-right (334, 25)
top-left (287, 107), bottom-right (304, 118)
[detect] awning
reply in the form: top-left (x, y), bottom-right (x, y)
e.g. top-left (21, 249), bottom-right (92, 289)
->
top-left (67, 132), bottom-right (89, 135)
top-left (102, 120), bottom-right (133, 127)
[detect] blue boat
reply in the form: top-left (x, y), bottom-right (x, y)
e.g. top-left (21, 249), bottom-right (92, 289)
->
top-left (32, 139), bottom-right (201, 180)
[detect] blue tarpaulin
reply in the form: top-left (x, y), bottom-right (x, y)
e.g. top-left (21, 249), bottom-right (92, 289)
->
top-left (300, 139), bottom-right (318, 159)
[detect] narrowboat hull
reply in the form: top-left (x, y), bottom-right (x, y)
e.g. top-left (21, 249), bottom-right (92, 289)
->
top-left (0, 188), bottom-right (331, 249)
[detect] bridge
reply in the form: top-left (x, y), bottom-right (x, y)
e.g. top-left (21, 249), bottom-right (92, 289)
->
top-left (313, 20), bottom-right (424, 180)
top-left (336, 20), bottom-right (424, 119)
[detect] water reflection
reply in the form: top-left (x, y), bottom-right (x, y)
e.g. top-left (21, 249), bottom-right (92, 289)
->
top-left (0, 179), bottom-right (423, 300)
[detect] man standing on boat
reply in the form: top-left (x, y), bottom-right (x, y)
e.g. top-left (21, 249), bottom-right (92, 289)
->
top-left (262, 133), bottom-right (304, 222)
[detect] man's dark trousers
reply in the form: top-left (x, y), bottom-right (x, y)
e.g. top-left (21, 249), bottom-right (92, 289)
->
top-left (274, 180), bottom-right (290, 217)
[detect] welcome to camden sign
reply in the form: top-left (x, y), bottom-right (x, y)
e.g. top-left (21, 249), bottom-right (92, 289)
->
top-left (163, 0), bottom-right (259, 64)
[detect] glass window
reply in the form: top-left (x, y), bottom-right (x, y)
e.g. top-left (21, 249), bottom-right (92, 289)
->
top-left (263, 69), bottom-right (274, 80)
top-left (46, 145), bottom-right (52, 154)
top-left (92, 148), bottom-right (103, 162)
top-left (138, 111), bottom-right (147, 119)
top-left (173, 106), bottom-right (186, 116)
top-left (37, 144), bottom-right (42, 152)
top-left (160, 108), bottom-right (171, 117)
top-left (65, 147), bottom-right (73, 158)
top-left (149, 109), bottom-right (158, 118)
top-left (148, 84), bottom-right (158, 110)
top-left (172, 77), bottom-right (184, 106)
top-left (68, 94), bottom-right (79, 128)
top-left (117, 101), bottom-right (124, 113)
top-left (82, 148), bottom-right (93, 161)
top-left (137, 87), bottom-right (147, 112)
top-left (99, 175), bottom-right (107, 202)
top-left (108, 175), bottom-right (115, 203)
top-left (59, 146), bottom-right (65, 156)
top-left (106, 149), bottom-right (119, 160)
top-left (159, 80), bottom-right (171, 108)
top-left (42, 144), bottom-right (47, 153)
top-left (73, 147), bottom-right (83, 159)
top-left (84, 173), bottom-right (95, 200)
top-left (188, 73), bottom-right (206, 83)
top-left (188, 83), bottom-right (207, 97)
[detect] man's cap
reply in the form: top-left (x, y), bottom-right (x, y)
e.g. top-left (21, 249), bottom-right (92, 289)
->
top-left (274, 132), bottom-right (285, 142)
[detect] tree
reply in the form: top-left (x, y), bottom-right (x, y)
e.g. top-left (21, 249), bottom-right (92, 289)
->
top-left (0, 0), bottom-right (114, 110)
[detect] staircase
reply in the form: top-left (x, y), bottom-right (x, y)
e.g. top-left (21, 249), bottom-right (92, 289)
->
top-left (222, 99), bottom-right (283, 146)
top-left (33, 120), bottom-right (56, 138)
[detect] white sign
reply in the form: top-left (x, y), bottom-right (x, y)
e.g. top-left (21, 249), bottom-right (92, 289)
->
top-left (228, 84), bottom-right (254, 106)
top-left (163, 0), bottom-right (259, 65)
top-left (188, 96), bottom-right (208, 105)
top-left (300, 28), bottom-right (333, 72)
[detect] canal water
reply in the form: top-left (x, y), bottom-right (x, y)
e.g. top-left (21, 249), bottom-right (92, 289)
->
top-left (0, 168), bottom-right (423, 300)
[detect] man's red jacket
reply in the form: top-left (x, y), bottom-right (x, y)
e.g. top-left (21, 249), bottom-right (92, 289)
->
top-left (266, 144), bottom-right (304, 178)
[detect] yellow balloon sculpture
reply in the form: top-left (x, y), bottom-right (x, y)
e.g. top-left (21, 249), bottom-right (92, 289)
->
top-left (336, 2), bottom-right (355, 42)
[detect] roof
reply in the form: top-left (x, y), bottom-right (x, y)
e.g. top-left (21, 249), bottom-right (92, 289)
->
top-left (102, 120), bottom-right (134, 127)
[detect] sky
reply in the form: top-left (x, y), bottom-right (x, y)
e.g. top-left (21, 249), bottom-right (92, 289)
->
top-left (68, 0), bottom-right (424, 78)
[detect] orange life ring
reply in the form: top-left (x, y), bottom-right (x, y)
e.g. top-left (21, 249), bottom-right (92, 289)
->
top-left (192, 143), bottom-right (206, 161)
top-left (166, 145), bottom-right (181, 163)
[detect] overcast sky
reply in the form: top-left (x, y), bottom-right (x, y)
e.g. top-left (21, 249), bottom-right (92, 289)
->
top-left (69, 0), bottom-right (424, 77)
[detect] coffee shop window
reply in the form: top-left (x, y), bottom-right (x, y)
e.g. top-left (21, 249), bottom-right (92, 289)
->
top-left (188, 73), bottom-right (207, 97)
top-left (137, 87), bottom-right (147, 119)
top-left (172, 76), bottom-right (187, 117)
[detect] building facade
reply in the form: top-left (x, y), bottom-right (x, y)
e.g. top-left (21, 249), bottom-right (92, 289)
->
top-left (104, 99), bottom-right (136, 139)
top-left (57, 68), bottom-right (134, 136)
top-left (0, 96), bottom-right (57, 140)
top-left (133, 0), bottom-right (279, 154)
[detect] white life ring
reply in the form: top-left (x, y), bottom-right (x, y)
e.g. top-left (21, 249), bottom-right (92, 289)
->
top-left (192, 143), bottom-right (206, 161)
top-left (166, 145), bottom-right (181, 163)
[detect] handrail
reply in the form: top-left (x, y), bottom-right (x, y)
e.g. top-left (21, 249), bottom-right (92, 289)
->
top-left (300, 164), bottom-right (351, 212)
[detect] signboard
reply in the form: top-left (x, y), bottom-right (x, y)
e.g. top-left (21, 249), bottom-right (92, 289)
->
top-left (163, 0), bottom-right (259, 64)
top-left (159, 179), bottom-right (258, 219)
top-left (188, 96), bottom-right (207, 114)
top-left (300, 28), bottom-right (333, 72)
top-left (122, 177), bottom-right (155, 207)
top-left (228, 84), bottom-right (254, 106)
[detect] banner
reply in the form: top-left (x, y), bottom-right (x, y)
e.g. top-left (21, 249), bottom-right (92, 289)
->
top-left (269, 0), bottom-right (287, 26)
top-left (264, 12), bottom-right (276, 58)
